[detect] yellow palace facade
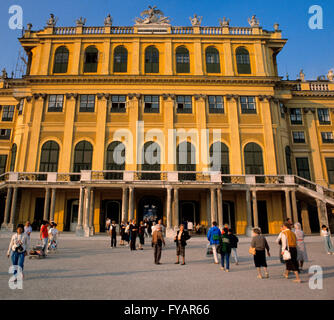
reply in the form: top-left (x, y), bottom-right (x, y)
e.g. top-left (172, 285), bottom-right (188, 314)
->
top-left (1, 9), bottom-right (334, 236)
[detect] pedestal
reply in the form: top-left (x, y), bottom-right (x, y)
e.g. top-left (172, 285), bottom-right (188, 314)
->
top-left (84, 226), bottom-right (91, 237)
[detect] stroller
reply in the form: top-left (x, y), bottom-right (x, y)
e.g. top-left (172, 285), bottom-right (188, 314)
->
top-left (29, 241), bottom-right (46, 259)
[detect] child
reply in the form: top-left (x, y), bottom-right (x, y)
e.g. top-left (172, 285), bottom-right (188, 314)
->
top-left (321, 225), bottom-right (334, 255)
top-left (48, 222), bottom-right (58, 252)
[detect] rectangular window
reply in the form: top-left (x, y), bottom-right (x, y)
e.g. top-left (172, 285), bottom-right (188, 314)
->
top-left (290, 108), bottom-right (303, 125)
top-left (240, 96), bottom-right (256, 114)
top-left (208, 96), bottom-right (224, 114)
top-left (318, 108), bottom-right (331, 125)
top-left (176, 96), bottom-right (192, 114)
top-left (1, 106), bottom-right (15, 121)
top-left (144, 95), bottom-right (159, 113)
top-left (0, 155), bottom-right (7, 174)
top-left (0, 129), bottom-right (11, 140)
top-left (293, 131), bottom-right (306, 143)
top-left (296, 157), bottom-right (311, 180)
top-left (110, 95), bottom-right (126, 113)
top-left (79, 95), bottom-right (95, 112)
top-left (321, 132), bottom-right (334, 143)
top-left (325, 158), bottom-right (334, 184)
top-left (48, 95), bottom-right (64, 112)
top-left (280, 102), bottom-right (285, 119)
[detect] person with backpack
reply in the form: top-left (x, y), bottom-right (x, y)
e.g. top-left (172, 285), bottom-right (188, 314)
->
top-left (207, 221), bottom-right (221, 264)
top-left (228, 229), bottom-right (239, 265)
top-left (219, 227), bottom-right (232, 272)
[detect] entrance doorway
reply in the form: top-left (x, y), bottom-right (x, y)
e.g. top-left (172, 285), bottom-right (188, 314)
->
top-left (223, 201), bottom-right (236, 232)
top-left (33, 198), bottom-right (45, 230)
top-left (258, 201), bottom-right (269, 234)
top-left (180, 201), bottom-right (198, 224)
top-left (138, 196), bottom-right (162, 223)
top-left (65, 199), bottom-right (79, 231)
top-left (100, 200), bottom-right (121, 232)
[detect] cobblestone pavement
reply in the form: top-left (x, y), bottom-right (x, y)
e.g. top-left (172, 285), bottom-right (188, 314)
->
top-left (0, 232), bottom-right (333, 300)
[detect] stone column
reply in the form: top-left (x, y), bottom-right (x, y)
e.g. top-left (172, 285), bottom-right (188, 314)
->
top-left (49, 188), bottom-right (56, 222)
top-left (252, 190), bottom-right (259, 228)
top-left (121, 187), bottom-right (128, 222)
top-left (316, 199), bottom-right (329, 232)
top-left (173, 188), bottom-right (179, 230)
top-left (76, 187), bottom-right (85, 236)
top-left (166, 187), bottom-right (172, 234)
top-left (8, 187), bottom-right (18, 231)
top-left (84, 187), bottom-right (91, 237)
top-left (300, 201), bottom-right (311, 234)
top-left (291, 190), bottom-right (298, 223)
top-left (43, 188), bottom-right (50, 221)
top-left (1, 187), bottom-right (13, 229)
top-left (128, 187), bottom-right (134, 221)
top-left (210, 188), bottom-right (217, 224)
top-left (89, 189), bottom-right (95, 236)
top-left (245, 189), bottom-right (253, 236)
top-left (217, 188), bottom-right (223, 229)
top-left (285, 189), bottom-right (292, 220)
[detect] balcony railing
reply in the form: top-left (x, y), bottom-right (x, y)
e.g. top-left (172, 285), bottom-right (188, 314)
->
top-left (53, 27), bottom-right (76, 35)
top-left (83, 27), bottom-right (105, 34)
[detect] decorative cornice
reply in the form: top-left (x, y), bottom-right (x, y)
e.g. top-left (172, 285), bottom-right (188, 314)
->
top-left (33, 93), bottom-right (47, 100)
top-left (194, 94), bottom-right (207, 101)
top-left (162, 93), bottom-right (176, 101)
top-left (128, 93), bottom-right (141, 100)
top-left (65, 93), bottom-right (79, 100)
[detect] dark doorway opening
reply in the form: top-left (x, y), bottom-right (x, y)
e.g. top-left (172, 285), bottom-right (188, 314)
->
top-left (258, 200), bottom-right (269, 234)
top-left (180, 201), bottom-right (199, 224)
top-left (223, 201), bottom-right (236, 232)
top-left (138, 196), bottom-right (163, 223)
top-left (100, 200), bottom-right (121, 232)
top-left (64, 199), bottom-right (79, 231)
top-left (32, 198), bottom-right (45, 230)
top-left (308, 204), bottom-right (320, 233)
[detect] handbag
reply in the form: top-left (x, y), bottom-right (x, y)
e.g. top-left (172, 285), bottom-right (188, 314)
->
top-left (282, 232), bottom-right (291, 261)
top-left (249, 247), bottom-right (256, 255)
top-left (206, 244), bottom-right (213, 256)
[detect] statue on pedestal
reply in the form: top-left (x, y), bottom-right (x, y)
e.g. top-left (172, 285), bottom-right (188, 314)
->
top-left (248, 15), bottom-right (260, 27)
top-left (327, 69), bottom-right (334, 82)
top-left (104, 14), bottom-right (113, 26)
top-left (219, 17), bottom-right (230, 27)
top-left (299, 69), bottom-right (305, 82)
top-left (46, 14), bottom-right (58, 27)
top-left (190, 14), bottom-right (202, 26)
top-left (76, 17), bottom-right (86, 27)
top-left (135, 6), bottom-right (170, 25)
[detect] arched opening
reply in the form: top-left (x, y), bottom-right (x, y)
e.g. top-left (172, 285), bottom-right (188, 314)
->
top-left (138, 196), bottom-right (163, 223)
top-left (236, 47), bottom-right (251, 74)
top-left (206, 46), bottom-right (220, 73)
top-left (39, 141), bottom-right (59, 172)
top-left (113, 46), bottom-right (128, 73)
top-left (244, 143), bottom-right (264, 174)
top-left (141, 141), bottom-right (161, 180)
top-left (145, 46), bottom-right (159, 73)
top-left (105, 141), bottom-right (125, 180)
top-left (73, 141), bottom-right (93, 172)
top-left (177, 142), bottom-right (196, 181)
top-left (209, 142), bottom-right (229, 173)
top-left (84, 46), bottom-right (98, 73)
top-left (176, 46), bottom-right (190, 73)
top-left (53, 46), bottom-right (69, 73)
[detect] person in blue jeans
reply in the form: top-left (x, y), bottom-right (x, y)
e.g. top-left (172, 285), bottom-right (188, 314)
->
top-left (219, 228), bottom-right (232, 272)
top-left (7, 224), bottom-right (28, 280)
top-left (207, 221), bottom-right (221, 264)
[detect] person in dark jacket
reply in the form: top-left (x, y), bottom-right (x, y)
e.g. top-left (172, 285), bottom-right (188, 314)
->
top-left (228, 229), bottom-right (239, 265)
top-left (174, 224), bottom-right (191, 265)
top-left (120, 221), bottom-right (126, 246)
top-left (129, 220), bottom-right (138, 251)
top-left (219, 228), bottom-right (232, 272)
top-left (109, 221), bottom-right (117, 248)
top-left (138, 221), bottom-right (146, 250)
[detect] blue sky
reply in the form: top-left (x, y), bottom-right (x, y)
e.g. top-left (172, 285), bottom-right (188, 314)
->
top-left (0, 0), bottom-right (333, 79)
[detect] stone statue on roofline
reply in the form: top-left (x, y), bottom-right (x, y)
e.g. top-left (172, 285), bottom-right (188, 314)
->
top-left (1, 68), bottom-right (8, 79)
top-left (327, 69), bottom-right (334, 82)
top-left (299, 69), bottom-right (305, 82)
top-left (135, 6), bottom-right (170, 25)
top-left (104, 14), bottom-right (113, 26)
top-left (190, 14), bottom-right (202, 26)
top-left (76, 17), bottom-right (86, 27)
top-left (46, 13), bottom-right (58, 27)
top-left (219, 17), bottom-right (230, 27)
top-left (248, 15), bottom-right (260, 27)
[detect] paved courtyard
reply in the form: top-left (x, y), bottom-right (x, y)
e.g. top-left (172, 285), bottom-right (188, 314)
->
top-left (0, 232), bottom-right (333, 300)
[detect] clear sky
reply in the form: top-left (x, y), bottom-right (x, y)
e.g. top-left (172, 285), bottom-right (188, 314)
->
top-left (0, 0), bottom-right (333, 80)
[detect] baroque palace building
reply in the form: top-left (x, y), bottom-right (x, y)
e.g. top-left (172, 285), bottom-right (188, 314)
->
top-left (0, 7), bottom-right (334, 236)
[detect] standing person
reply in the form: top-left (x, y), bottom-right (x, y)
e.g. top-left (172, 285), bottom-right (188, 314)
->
top-left (125, 222), bottom-right (130, 246)
top-left (109, 221), bottom-right (117, 248)
top-left (276, 225), bottom-right (286, 266)
top-left (147, 219), bottom-right (152, 237)
top-left (40, 221), bottom-right (49, 254)
top-left (144, 219), bottom-right (149, 238)
top-left (138, 221), bottom-right (146, 250)
top-left (151, 222), bottom-right (157, 235)
top-left (120, 221), bottom-right (126, 246)
top-left (106, 218), bottom-right (111, 233)
top-left (7, 224), bottom-right (28, 280)
top-left (174, 224), bottom-right (191, 265)
top-left (321, 225), bottom-right (334, 255)
top-left (250, 228), bottom-right (270, 279)
top-left (207, 221), bottom-right (221, 264)
top-left (24, 221), bottom-right (32, 255)
top-left (286, 218), bottom-right (293, 230)
top-left (281, 222), bottom-right (301, 283)
top-left (152, 225), bottom-right (165, 264)
top-left (219, 227), bottom-right (232, 272)
top-left (294, 222), bottom-right (308, 271)
top-left (157, 219), bottom-right (165, 235)
top-left (129, 220), bottom-right (138, 251)
top-left (48, 223), bottom-right (58, 251)
top-left (187, 220), bottom-right (193, 234)
top-left (228, 229), bottom-right (239, 265)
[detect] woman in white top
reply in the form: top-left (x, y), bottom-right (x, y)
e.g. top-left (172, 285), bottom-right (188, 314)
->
top-left (294, 223), bottom-right (308, 270)
top-left (321, 225), bottom-right (334, 255)
top-left (7, 224), bottom-right (28, 279)
top-left (24, 221), bottom-right (32, 254)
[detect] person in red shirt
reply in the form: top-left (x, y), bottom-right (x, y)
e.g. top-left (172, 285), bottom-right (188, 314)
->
top-left (40, 221), bottom-right (49, 253)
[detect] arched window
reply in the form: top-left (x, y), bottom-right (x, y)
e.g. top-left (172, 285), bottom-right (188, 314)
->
top-left (113, 46), bottom-right (128, 73)
top-left (73, 141), bottom-right (93, 172)
top-left (177, 142), bottom-right (196, 180)
top-left (244, 143), bottom-right (264, 174)
top-left (236, 47), bottom-right (251, 74)
top-left (39, 141), bottom-right (59, 172)
top-left (209, 142), bottom-right (229, 174)
top-left (206, 47), bottom-right (220, 73)
top-left (285, 146), bottom-right (292, 174)
top-left (176, 46), bottom-right (190, 73)
top-left (105, 141), bottom-right (125, 180)
top-left (10, 143), bottom-right (17, 171)
top-left (145, 46), bottom-right (159, 73)
top-left (141, 141), bottom-right (161, 180)
top-left (53, 46), bottom-right (69, 73)
top-left (84, 46), bottom-right (98, 73)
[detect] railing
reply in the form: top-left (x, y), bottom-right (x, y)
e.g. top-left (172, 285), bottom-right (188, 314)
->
top-left (200, 27), bottom-right (223, 35)
top-left (309, 83), bottom-right (329, 91)
top-left (229, 27), bottom-right (253, 35)
top-left (255, 175), bottom-right (285, 184)
top-left (171, 27), bottom-right (194, 34)
top-left (111, 27), bottom-right (134, 34)
top-left (82, 27), bottom-right (105, 34)
top-left (53, 27), bottom-right (76, 35)
top-left (294, 176), bottom-right (317, 192)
